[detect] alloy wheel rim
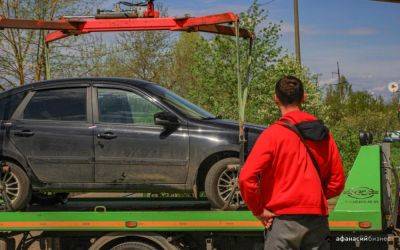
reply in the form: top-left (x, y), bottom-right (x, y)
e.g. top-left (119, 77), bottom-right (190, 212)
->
top-left (217, 167), bottom-right (243, 208)
top-left (2, 171), bottom-right (19, 203)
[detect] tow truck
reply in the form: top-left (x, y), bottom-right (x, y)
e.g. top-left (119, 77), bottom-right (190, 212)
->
top-left (0, 1), bottom-right (399, 249)
top-left (0, 143), bottom-right (394, 249)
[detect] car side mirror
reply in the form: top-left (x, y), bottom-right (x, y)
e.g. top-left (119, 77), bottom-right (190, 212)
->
top-left (154, 111), bottom-right (179, 128)
top-left (359, 131), bottom-right (373, 146)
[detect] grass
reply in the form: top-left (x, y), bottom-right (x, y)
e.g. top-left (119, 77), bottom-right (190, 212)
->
top-left (391, 142), bottom-right (400, 168)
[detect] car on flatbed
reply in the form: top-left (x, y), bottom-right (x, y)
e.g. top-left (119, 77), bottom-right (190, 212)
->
top-left (0, 78), bottom-right (264, 210)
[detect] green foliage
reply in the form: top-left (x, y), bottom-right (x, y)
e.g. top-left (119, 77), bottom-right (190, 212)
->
top-left (322, 79), bottom-right (398, 172)
top-left (390, 142), bottom-right (400, 168)
top-left (247, 56), bottom-right (323, 125)
top-left (167, 0), bottom-right (398, 174)
top-left (169, 1), bottom-right (321, 127)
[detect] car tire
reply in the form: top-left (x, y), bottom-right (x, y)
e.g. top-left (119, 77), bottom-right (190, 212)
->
top-left (0, 162), bottom-right (31, 211)
top-left (205, 157), bottom-right (243, 210)
top-left (31, 192), bottom-right (69, 206)
top-left (110, 241), bottom-right (158, 250)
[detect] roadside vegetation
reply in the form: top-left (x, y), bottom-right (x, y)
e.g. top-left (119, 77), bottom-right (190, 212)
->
top-left (0, 0), bottom-right (398, 173)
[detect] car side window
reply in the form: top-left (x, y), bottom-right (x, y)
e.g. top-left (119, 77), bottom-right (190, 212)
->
top-left (23, 88), bottom-right (87, 121)
top-left (0, 92), bottom-right (26, 120)
top-left (97, 88), bottom-right (162, 125)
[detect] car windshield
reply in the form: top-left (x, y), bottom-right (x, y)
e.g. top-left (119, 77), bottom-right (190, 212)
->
top-left (145, 84), bottom-right (216, 119)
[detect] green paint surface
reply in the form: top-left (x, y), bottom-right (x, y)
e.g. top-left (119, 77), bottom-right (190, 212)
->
top-left (329, 145), bottom-right (382, 231)
top-left (0, 211), bottom-right (261, 232)
top-left (0, 146), bottom-right (383, 232)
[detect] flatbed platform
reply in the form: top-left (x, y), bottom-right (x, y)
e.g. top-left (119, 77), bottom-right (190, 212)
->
top-left (26, 197), bottom-right (211, 212)
top-left (0, 205), bottom-right (376, 233)
top-left (0, 145), bottom-right (394, 249)
top-left (0, 146), bottom-right (382, 233)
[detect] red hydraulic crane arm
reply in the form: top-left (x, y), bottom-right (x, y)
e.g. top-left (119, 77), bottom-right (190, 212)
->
top-left (0, 16), bottom-right (79, 30)
top-left (0, 13), bottom-right (253, 44)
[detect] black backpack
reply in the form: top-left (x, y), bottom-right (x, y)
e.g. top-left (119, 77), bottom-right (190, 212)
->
top-left (276, 119), bottom-right (329, 189)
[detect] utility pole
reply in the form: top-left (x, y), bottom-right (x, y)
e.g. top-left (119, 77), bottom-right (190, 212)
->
top-left (294, 0), bottom-right (302, 64)
top-left (332, 62), bottom-right (341, 84)
top-left (336, 61), bottom-right (341, 84)
top-left (315, 73), bottom-right (323, 88)
top-left (332, 61), bottom-right (343, 98)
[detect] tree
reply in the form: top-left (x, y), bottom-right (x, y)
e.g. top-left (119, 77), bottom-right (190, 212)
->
top-left (322, 77), bottom-right (397, 172)
top-left (0, 0), bottom-right (101, 88)
top-left (109, 30), bottom-right (171, 84)
top-left (50, 34), bottom-right (108, 78)
top-left (86, 3), bottom-right (172, 83)
top-left (168, 32), bottom-right (203, 95)
top-left (170, 1), bottom-right (321, 127)
top-left (0, 0), bottom-right (37, 87)
top-left (248, 56), bottom-right (323, 125)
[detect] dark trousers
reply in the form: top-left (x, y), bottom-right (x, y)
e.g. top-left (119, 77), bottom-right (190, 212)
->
top-left (264, 215), bottom-right (330, 250)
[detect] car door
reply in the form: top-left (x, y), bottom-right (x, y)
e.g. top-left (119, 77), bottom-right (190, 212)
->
top-left (9, 86), bottom-right (95, 183)
top-left (93, 84), bottom-right (189, 184)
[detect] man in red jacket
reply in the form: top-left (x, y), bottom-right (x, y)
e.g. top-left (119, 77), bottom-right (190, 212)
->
top-left (239, 76), bottom-right (345, 249)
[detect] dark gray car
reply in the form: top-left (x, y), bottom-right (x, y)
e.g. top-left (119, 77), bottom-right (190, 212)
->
top-left (0, 78), bottom-right (264, 210)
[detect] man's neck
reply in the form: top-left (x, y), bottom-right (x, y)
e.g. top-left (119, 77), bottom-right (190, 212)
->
top-left (280, 105), bottom-right (301, 116)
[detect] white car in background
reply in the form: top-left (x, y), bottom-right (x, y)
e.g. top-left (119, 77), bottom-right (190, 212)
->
top-left (384, 131), bottom-right (400, 142)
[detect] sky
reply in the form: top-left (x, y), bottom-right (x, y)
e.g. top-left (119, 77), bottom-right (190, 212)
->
top-left (102, 0), bottom-right (400, 99)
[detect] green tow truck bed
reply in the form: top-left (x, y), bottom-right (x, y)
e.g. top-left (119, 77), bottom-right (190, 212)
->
top-left (0, 145), bottom-right (396, 249)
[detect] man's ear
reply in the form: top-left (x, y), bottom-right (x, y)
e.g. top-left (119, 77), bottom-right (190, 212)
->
top-left (302, 93), bottom-right (307, 103)
top-left (274, 95), bottom-right (280, 105)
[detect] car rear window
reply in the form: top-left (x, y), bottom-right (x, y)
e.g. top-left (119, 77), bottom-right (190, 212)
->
top-left (23, 88), bottom-right (87, 121)
top-left (0, 92), bottom-right (26, 120)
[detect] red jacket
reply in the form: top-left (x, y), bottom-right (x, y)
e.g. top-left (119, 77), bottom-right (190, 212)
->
top-left (239, 110), bottom-right (345, 216)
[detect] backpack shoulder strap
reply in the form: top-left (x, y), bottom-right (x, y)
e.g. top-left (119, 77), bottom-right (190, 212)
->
top-left (276, 119), bottom-right (325, 189)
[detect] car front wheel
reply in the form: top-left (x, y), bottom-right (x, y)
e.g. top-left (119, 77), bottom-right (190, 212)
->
top-left (205, 157), bottom-right (244, 210)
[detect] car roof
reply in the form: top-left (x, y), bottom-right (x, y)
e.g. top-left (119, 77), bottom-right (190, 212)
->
top-left (0, 77), bottom-right (157, 98)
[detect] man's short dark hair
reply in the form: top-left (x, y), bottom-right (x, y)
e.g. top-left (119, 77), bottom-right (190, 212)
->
top-left (275, 76), bottom-right (304, 106)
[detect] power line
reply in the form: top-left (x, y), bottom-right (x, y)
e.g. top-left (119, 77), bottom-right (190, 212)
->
top-left (259, 0), bottom-right (278, 6)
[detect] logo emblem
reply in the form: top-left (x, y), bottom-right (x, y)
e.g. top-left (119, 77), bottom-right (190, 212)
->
top-left (344, 187), bottom-right (378, 199)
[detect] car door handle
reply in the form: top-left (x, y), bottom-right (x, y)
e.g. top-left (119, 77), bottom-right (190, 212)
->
top-left (97, 132), bottom-right (117, 140)
top-left (14, 130), bottom-right (35, 137)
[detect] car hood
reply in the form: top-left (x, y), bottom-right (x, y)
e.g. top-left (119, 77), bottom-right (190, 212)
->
top-left (200, 119), bottom-right (266, 134)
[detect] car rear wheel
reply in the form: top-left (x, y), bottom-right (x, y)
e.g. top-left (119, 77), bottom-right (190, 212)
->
top-left (0, 162), bottom-right (31, 211)
top-left (110, 241), bottom-right (158, 250)
top-left (205, 157), bottom-right (244, 210)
